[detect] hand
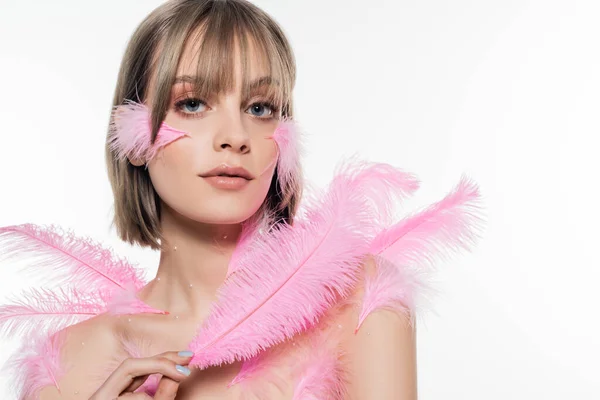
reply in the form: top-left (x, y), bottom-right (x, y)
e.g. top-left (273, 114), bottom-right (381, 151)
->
top-left (88, 350), bottom-right (194, 400)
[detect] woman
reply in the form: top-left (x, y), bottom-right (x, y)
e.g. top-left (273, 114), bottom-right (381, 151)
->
top-left (0, 1), bottom-right (484, 399)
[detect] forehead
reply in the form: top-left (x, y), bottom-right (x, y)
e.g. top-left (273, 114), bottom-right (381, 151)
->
top-left (176, 29), bottom-right (270, 91)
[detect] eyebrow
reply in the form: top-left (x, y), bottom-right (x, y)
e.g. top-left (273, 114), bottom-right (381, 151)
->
top-left (173, 75), bottom-right (279, 89)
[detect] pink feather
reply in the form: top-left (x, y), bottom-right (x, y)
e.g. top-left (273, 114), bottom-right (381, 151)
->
top-left (317, 155), bottom-right (421, 228)
top-left (291, 325), bottom-right (347, 400)
top-left (229, 353), bottom-right (270, 387)
top-left (226, 209), bottom-right (275, 278)
top-left (369, 174), bottom-right (485, 270)
top-left (108, 99), bottom-right (189, 164)
top-left (0, 287), bottom-right (105, 339)
top-left (356, 174), bottom-right (486, 331)
top-left (0, 290), bottom-right (165, 350)
top-left (4, 330), bottom-right (67, 399)
top-left (187, 160), bottom-right (408, 369)
top-left (0, 224), bottom-right (148, 299)
top-left (355, 257), bottom-right (427, 333)
top-left (271, 119), bottom-right (303, 192)
top-left (228, 348), bottom-right (288, 400)
top-left (225, 118), bottom-right (302, 279)
top-left (0, 224), bottom-right (165, 341)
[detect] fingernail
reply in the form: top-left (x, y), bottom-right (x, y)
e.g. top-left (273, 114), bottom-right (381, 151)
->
top-left (178, 350), bottom-right (194, 357)
top-left (176, 365), bottom-right (191, 376)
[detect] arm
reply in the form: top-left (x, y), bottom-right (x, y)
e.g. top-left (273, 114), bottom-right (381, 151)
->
top-left (37, 314), bottom-right (122, 400)
top-left (344, 308), bottom-right (417, 400)
top-left (341, 256), bottom-right (418, 400)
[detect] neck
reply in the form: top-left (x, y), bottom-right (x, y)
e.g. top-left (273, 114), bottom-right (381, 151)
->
top-left (140, 205), bottom-right (243, 318)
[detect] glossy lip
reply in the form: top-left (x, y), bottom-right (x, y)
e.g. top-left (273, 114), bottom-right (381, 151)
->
top-left (202, 175), bottom-right (250, 190)
top-left (199, 164), bottom-right (255, 180)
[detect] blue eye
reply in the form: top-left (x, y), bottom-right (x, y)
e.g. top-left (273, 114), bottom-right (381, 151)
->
top-left (247, 102), bottom-right (275, 118)
top-left (178, 98), bottom-right (206, 114)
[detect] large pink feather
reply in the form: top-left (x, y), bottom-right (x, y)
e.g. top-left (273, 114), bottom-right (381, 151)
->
top-left (108, 99), bottom-right (189, 164)
top-left (4, 330), bottom-right (67, 399)
top-left (0, 224), bottom-right (148, 299)
top-left (0, 224), bottom-right (165, 341)
top-left (311, 155), bottom-right (421, 229)
top-left (369, 174), bottom-right (485, 270)
top-left (0, 290), bottom-right (165, 350)
top-left (355, 174), bottom-right (486, 331)
top-left (0, 287), bottom-right (105, 339)
top-left (187, 160), bottom-right (407, 369)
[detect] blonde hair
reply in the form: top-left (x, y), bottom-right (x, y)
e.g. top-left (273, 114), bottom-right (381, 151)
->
top-left (106, 0), bottom-right (301, 250)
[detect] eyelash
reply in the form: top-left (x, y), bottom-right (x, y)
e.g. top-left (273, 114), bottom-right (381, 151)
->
top-left (173, 96), bottom-right (281, 121)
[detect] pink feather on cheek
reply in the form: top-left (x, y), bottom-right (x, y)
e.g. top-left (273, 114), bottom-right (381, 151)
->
top-left (108, 100), bottom-right (190, 165)
top-left (270, 119), bottom-right (303, 191)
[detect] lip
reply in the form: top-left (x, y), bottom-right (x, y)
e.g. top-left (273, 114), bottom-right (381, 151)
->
top-left (202, 175), bottom-right (250, 190)
top-left (200, 164), bottom-right (255, 180)
top-left (199, 164), bottom-right (254, 190)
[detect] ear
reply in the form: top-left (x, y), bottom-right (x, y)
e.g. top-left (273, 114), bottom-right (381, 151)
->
top-left (127, 156), bottom-right (145, 167)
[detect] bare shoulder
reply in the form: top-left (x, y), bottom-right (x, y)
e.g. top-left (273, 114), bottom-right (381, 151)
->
top-left (38, 313), bottom-right (124, 400)
top-left (337, 255), bottom-right (419, 400)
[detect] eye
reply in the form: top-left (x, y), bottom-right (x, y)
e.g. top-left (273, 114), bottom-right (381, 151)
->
top-left (175, 98), bottom-right (207, 115)
top-left (247, 102), bottom-right (278, 119)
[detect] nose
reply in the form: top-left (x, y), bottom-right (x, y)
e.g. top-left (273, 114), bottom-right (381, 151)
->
top-left (213, 113), bottom-right (251, 154)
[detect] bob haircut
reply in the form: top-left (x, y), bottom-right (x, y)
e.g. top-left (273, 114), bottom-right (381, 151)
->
top-left (105, 0), bottom-right (301, 250)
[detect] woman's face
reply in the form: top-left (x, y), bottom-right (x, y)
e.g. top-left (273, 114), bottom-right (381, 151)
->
top-left (143, 38), bottom-right (280, 225)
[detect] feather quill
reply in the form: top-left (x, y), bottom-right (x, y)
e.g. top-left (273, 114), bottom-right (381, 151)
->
top-left (108, 99), bottom-right (189, 164)
top-left (355, 174), bottom-right (486, 331)
top-left (188, 159), bottom-right (410, 369)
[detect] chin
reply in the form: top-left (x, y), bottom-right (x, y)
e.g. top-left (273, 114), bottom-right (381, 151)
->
top-left (181, 199), bottom-right (265, 225)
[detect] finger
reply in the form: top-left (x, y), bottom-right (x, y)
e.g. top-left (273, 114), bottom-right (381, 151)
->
top-left (118, 393), bottom-right (153, 399)
top-left (122, 373), bottom-right (151, 393)
top-left (154, 375), bottom-right (185, 400)
top-left (95, 351), bottom-right (194, 397)
top-left (125, 350), bottom-right (194, 393)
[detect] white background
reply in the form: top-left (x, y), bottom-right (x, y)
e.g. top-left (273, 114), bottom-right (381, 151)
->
top-left (1, 0), bottom-right (599, 398)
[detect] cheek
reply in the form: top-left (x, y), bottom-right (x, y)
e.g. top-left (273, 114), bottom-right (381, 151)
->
top-left (255, 135), bottom-right (279, 178)
top-left (147, 140), bottom-right (197, 203)
top-left (253, 137), bottom-right (279, 195)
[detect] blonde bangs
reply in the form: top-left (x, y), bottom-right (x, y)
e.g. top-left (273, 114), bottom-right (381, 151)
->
top-left (147, 1), bottom-right (296, 142)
